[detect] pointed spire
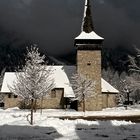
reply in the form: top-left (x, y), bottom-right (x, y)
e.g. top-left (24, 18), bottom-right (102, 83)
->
top-left (81, 0), bottom-right (94, 33)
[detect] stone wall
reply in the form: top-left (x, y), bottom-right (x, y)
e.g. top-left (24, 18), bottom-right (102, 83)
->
top-left (78, 95), bottom-right (103, 111)
top-left (78, 93), bottom-right (117, 111)
top-left (77, 50), bottom-right (102, 111)
top-left (3, 88), bottom-right (64, 109)
top-left (37, 89), bottom-right (64, 109)
top-left (102, 93), bottom-right (117, 108)
top-left (4, 93), bottom-right (20, 109)
top-left (2, 91), bottom-right (117, 110)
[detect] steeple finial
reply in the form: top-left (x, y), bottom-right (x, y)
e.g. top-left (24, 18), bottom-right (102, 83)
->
top-left (82, 0), bottom-right (94, 33)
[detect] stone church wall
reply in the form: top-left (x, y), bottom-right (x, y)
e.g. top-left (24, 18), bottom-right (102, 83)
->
top-left (77, 50), bottom-right (103, 111)
top-left (3, 88), bottom-right (64, 109)
top-left (102, 93), bottom-right (117, 108)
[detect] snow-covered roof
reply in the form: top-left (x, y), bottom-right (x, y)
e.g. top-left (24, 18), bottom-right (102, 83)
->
top-left (101, 78), bottom-right (119, 94)
top-left (0, 66), bottom-right (76, 98)
top-left (0, 66), bottom-right (119, 97)
top-left (75, 31), bottom-right (104, 40)
top-left (51, 66), bottom-right (76, 97)
top-left (1, 72), bottom-right (16, 94)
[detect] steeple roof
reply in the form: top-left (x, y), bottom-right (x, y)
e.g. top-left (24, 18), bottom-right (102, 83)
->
top-left (75, 0), bottom-right (104, 40)
top-left (82, 0), bottom-right (94, 33)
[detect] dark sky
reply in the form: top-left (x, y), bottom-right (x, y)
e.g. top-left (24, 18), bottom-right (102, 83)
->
top-left (0, 0), bottom-right (140, 57)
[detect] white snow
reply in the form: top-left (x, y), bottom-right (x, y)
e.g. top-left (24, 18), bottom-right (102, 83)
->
top-left (1, 72), bottom-right (16, 93)
top-left (101, 78), bottom-right (119, 93)
top-left (75, 31), bottom-right (104, 40)
top-left (0, 106), bottom-right (140, 140)
top-left (33, 105), bottom-right (140, 117)
top-left (51, 66), bottom-right (75, 98)
top-left (0, 66), bottom-right (76, 98)
top-left (83, 0), bottom-right (88, 18)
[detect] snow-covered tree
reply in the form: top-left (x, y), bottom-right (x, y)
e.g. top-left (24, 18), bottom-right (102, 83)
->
top-left (102, 67), bottom-right (115, 84)
top-left (102, 68), bottom-right (130, 104)
top-left (0, 94), bottom-right (4, 103)
top-left (126, 74), bottom-right (140, 103)
top-left (128, 47), bottom-right (140, 103)
top-left (129, 48), bottom-right (140, 73)
top-left (9, 46), bottom-right (54, 125)
top-left (102, 68), bottom-right (121, 89)
top-left (119, 79), bottom-right (133, 104)
top-left (71, 73), bottom-right (95, 112)
top-left (0, 68), bottom-right (6, 105)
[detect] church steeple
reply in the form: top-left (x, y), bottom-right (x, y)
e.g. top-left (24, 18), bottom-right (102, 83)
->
top-left (75, 0), bottom-right (104, 111)
top-left (75, 0), bottom-right (103, 42)
top-left (82, 0), bottom-right (94, 33)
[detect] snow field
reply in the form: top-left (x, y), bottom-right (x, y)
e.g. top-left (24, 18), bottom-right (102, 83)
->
top-left (0, 107), bottom-right (140, 139)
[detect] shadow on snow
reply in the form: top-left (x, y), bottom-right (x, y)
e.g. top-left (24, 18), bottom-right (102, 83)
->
top-left (75, 120), bottom-right (140, 140)
top-left (0, 125), bottom-right (62, 140)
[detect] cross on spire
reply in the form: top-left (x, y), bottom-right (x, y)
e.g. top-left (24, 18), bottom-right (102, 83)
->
top-left (81, 0), bottom-right (94, 33)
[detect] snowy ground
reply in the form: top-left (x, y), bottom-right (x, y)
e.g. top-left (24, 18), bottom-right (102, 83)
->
top-left (0, 106), bottom-right (140, 140)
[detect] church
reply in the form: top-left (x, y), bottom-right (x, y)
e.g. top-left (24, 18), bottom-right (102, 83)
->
top-left (0, 0), bottom-right (119, 111)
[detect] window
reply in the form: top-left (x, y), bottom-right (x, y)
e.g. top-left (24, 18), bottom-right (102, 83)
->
top-left (87, 61), bottom-right (91, 66)
top-left (0, 102), bottom-right (4, 107)
top-left (51, 90), bottom-right (56, 98)
top-left (8, 94), bottom-right (11, 98)
top-left (14, 95), bottom-right (18, 98)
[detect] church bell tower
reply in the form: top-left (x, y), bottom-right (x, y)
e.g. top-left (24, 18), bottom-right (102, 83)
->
top-left (75, 0), bottom-right (104, 111)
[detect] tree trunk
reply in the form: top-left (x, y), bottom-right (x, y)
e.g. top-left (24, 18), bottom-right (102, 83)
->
top-left (40, 96), bottom-right (43, 114)
top-left (23, 100), bottom-right (26, 109)
top-left (83, 94), bottom-right (85, 112)
top-left (107, 93), bottom-right (109, 108)
top-left (31, 99), bottom-right (34, 125)
top-left (34, 99), bottom-right (37, 112)
top-left (127, 92), bottom-right (130, 104)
